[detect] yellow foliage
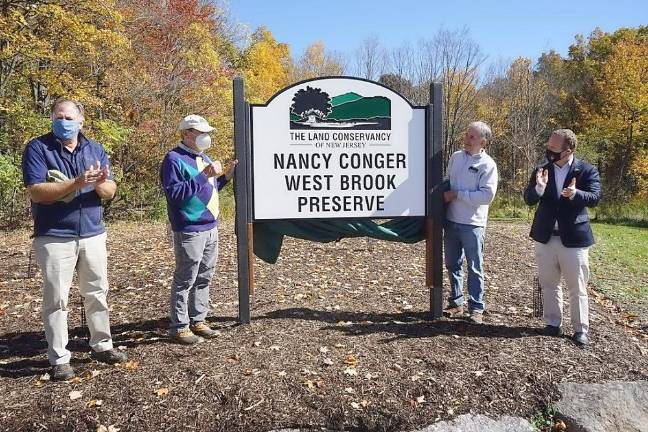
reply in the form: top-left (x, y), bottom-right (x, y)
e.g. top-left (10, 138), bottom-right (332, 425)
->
top-left (242, 27), bottom-right (292, 104)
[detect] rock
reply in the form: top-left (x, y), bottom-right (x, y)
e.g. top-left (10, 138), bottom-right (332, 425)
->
top-left (555, 381), bottom-right (648, 432)
top-left (416, 414), bottom-right (535, 432)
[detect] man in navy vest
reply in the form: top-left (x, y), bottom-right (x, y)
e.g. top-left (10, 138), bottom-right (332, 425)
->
top-left (22, 98), bottom-right (127, 380)
top-left (524, 129), bottom-right (602, 346)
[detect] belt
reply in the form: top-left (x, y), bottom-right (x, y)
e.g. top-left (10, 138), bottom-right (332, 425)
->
top-left (552, 229), bottom-right (560, 236)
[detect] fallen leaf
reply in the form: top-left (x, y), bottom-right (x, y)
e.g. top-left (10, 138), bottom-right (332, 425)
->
top-left (343, 367), bottom-right (358, 376)
top-left (268, 345), bottom-right (280, 351)
top-left (319, 346), bottom-right (329, 354)
top-left (350, 401), bottom-right (361, 410)
top-left (344, 354), bottom-right (358, 368)
top-left (303, 379), bottom-right (315, 390)
top-left (344, 387), bottom-right (355, 394)
top-left (39, 373), bottom-right (50, 381)
top-left (87, 399), bottom-right (103, 408)
top-left (322, 358), bottom-right (334, 366)
top-left (122, 360), bottom-right (139, 370)
top-left (554, 420), bottom-right (567, 431)
top-left (277, 371), bottom-right (287, 377)
top-left (69, 390), bottom-right (83, 400)
top-left (68, 377), bottom-right (83, 384)
top-left (154, 388), bottom-right (169, 397)
top-left (416, 395), bottom-right (426, 404)
top-left (82, 370), bottom-right (101, 380)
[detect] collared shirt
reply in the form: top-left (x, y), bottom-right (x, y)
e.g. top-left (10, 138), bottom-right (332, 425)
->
top-left (22, 132), bottom-right (112, 238)
top-left (445, 149), bottom-right (499, 227)
top-left (553, 155), bottom-right (574, 197)
top-left (535, 155), bottom-right (575, 230)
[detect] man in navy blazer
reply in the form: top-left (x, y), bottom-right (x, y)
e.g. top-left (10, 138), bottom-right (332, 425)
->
top-left (524, 129), bottom-right (602, 346)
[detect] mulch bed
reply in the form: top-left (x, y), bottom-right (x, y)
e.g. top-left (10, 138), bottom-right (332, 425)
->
top-left (1, 221), bottom-right (647, 432)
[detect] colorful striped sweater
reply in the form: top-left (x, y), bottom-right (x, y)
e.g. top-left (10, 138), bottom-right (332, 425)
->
top-left (160, 144), bottom-right (228, 232)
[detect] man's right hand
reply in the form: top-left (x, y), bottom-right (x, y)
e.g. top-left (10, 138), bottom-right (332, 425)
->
top-left (202, 161), bottom-right (223, 178)
top-left (536, 168), bottom-right (549, 188)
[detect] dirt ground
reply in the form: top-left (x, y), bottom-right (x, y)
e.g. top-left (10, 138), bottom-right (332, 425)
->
top-left (1, 220), bottom-right (647, 432)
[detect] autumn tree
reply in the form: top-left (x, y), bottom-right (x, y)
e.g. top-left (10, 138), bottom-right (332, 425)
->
top-left (291, 42), bottom-right (345, 82)
top-left (240, 26), bottom-right (291, 104)
top-left (582, 36), bottom-right (648, 199)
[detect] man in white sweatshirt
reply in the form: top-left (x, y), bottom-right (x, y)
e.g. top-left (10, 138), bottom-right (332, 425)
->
top-left (443, 121), bottom-right (499, 324)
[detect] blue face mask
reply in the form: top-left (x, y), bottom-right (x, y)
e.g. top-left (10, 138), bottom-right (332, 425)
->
top-left (52, 119), bottom-right (81, 140)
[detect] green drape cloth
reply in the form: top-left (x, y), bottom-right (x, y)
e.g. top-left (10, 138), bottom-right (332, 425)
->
top-left (253, 218), bottom-right (425, 264)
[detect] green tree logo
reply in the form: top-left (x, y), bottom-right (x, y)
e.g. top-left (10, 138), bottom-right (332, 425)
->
top-left (290, 86), bottom-right (332, 124)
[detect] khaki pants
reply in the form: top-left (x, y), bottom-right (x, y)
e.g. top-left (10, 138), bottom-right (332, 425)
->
top-left (169, 227), bottom-right (218, 334)
top-left (535, 237), bottom-right (590, 334)
top-left (34, 232), bottom-right (113, 365)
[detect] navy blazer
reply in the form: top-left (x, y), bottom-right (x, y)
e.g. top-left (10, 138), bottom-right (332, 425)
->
top-left (523, 158), bottom-right (602, 248)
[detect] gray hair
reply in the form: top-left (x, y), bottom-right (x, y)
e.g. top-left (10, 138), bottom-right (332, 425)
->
top-left (468, 121), bottom-right (492, 142)
top-left (552, 129), bottom-right (578, 150)
top-left (51, 98), bottom-right (85, 118)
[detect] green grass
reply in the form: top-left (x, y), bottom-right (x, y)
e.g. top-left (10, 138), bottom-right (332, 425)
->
top-left (590, 223), bottom-right (648, 305)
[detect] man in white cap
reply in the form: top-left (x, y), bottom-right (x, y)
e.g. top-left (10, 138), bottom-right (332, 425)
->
top-left (160, 114), bottom-right (237, 344)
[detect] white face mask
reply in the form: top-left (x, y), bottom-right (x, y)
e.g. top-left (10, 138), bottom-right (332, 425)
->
top-left (194, 133), bottom-right (211, 151)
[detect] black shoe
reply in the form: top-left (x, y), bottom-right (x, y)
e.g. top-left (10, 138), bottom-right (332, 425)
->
top-left (573, 332), bottom-right (589, 346)
top-left (91, 348), bottom-right (128, 365)
top-left (543, 325), bottom-right (564, 337)
top-left (51, 363), bottom-right (76, 381)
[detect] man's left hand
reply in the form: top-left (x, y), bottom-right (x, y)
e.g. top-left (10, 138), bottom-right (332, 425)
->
top-left (95, 162), bottom-right (110, 185)
top-left (561, 177), bottom-right (577, 199)
top-left (443, 190), bottom-right (458, 203)
top-left (224, 159), bottom-right (239, 181)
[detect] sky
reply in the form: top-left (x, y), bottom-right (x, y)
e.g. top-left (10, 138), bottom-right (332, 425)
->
top-left (228, 0), bottom-right (647, 67)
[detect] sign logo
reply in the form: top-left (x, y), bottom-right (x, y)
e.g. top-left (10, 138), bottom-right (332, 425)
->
top-left (290, 86), bottom-right (391, 130)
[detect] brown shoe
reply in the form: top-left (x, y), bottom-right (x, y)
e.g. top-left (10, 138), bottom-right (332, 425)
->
top-left (443, 303), bottom-right (464, 317)
top-left (468, 311), bottom-right (484, 324)
top-left (190, 322), bottom-right (219, 338)
top-left (173, 328), bottom-right (201, 345)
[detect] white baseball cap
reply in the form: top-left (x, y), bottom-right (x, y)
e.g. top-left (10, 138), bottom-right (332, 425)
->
top-left (178, 114), bottom-right (215, 132)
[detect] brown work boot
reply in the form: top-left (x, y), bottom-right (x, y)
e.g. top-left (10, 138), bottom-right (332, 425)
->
top-left (172, 328), bottom-right (201, 345)
top-left (190, 322), bottom-right (219, 338)
top-left (468, 310), bottom-right (484, 324)
top-left (443, 303), bottom-right (464, 317)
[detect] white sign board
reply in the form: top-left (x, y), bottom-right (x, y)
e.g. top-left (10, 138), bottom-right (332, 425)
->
top-left (251, 77), bottom-right (426, 219)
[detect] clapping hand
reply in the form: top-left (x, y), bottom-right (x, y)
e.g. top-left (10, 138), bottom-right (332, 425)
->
top-left (536, 168), bottom-right (549, 189)
top-left (76, 161), bottom-right (107, 187)
top-left (561, 177), bottom-right (577, 199)
top-left (202, 161), bottom-right (223, 178)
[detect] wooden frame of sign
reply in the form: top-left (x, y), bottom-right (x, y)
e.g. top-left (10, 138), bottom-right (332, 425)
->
top-left (233, 77), bottom-right (443, 324)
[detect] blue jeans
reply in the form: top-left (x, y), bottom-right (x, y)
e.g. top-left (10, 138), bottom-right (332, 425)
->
top-left (444, 221), bottom-right (486, 312)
